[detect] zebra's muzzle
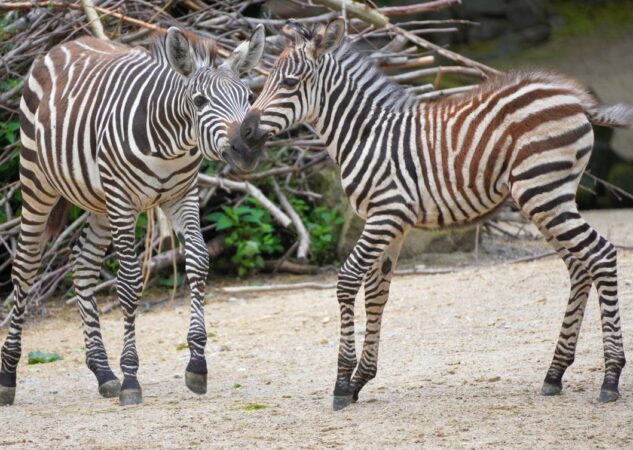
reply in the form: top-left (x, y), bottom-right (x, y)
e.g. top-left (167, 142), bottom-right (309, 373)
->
top-left (222, 132), bottom-right (262, 173)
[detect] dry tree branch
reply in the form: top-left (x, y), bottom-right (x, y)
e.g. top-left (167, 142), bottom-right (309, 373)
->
top-left (272, 179), bottom-right (310, 260)
top-left (80, 0), bottom-right (108, 40)
top-left (198, 174), bottom-right (292, 227)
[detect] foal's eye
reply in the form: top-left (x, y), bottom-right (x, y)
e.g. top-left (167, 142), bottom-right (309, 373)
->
top-left (194, 96), bottom-right (209, 108)
top-left (248, 93), bottom-right (254, 103)
top-left (281, 78), bottom-right (299, 88)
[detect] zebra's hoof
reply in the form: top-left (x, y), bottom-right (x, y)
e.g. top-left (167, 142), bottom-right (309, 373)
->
top-left (99, 379), bottom-right (121, 398)
top-left (333, 395), bottom-right (353, 411)
top-left (119, 388), bottom-right (143, 406)
top-left (541, 381), bottom-right (562, 396)
top-left (185, 370), bottom-right (207, 395)
top-left (598, 388), bottom-right (619, 403)
top-left (0, 385), bottom-right (15, 406)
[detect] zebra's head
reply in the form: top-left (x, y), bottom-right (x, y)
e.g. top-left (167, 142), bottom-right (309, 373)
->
top-left (240, 19), bottom-right (345, 149)
top-left (164, 26), bottom-right (265, 172)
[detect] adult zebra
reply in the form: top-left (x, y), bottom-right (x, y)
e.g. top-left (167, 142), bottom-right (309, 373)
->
top-left (240, 19), bottom-right (633, 410)
top-left (0, 26), bottom-right (265, 406)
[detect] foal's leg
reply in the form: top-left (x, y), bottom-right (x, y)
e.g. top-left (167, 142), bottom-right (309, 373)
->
top-left (107, 206), bottom-right (144, 405)
top-left (512, 177), bottom-right (625, 402)
top-left (0, 169), bottom-right (59, 405)
top-left (162, 186), bottom-right (210, 395)
top-left (350, 232), bottom-right (406, 403)
top-left (538, 226), bottom-right (592, 396)
top-left (72, 213), bottom-right (120, 398)
top-left (333, 216), bottom-right (409, 411)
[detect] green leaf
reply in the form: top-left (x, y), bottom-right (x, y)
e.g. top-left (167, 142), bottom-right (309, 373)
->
top-left (240, 240), bottom-right (260, 257)
top-left (158, 272), bottom-right (184, 288)
top-left (28, 351), bottom-right (62, 365)
top-left (240, 403), bottom-right (268, 411)
top-left (215, 215), bottom-right (234, 231)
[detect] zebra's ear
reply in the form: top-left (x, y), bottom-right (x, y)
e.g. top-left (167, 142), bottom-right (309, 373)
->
top-left (226, 24), bottom-right (265, 75)
top-left (312, 18), bottom-right (345, 57)
top-left (165, 27), bottom-right (194, 77)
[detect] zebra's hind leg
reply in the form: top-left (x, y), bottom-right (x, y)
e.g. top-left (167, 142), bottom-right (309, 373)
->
top-left (513, 187), bottom-right (625, 402)
top-left (538, 226), bottom-right (592, 396)
top-left (108, 207), bottom-right (144, 406)
top-left (333, 216), bottom-right (409, 411)
top-left (0, 179), bottom-right (59, 405)
top-left (72, 213), bottom-right (120, 398)
top-left (350, 231), bottom-right (407, 403)
top-left (163, 186), bottom-right (210, 395)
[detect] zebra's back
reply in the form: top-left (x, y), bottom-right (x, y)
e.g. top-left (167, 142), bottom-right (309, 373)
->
top-left (21, 37), bottom-right (199, 214)
top-left (411, 70), bottom-right (595, 228)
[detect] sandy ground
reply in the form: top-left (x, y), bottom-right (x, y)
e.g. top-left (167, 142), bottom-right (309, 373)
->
top-left (2, 210), bottom-right (633, 449)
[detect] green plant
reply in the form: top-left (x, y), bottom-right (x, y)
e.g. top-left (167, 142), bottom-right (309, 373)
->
top-left (239, 403), bottom-right (267, 410)
top-left (28, 351), bottom-right (62, 365)
top-left (291, 198), bottom-right (344, 264)
top-left (206, 197), bottom-right (283, 276)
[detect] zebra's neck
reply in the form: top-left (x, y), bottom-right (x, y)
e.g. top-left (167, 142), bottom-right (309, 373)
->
top-left (312, 46), bottom-right (415, 165)
top-left (140, 66), bottom-right (198, 158)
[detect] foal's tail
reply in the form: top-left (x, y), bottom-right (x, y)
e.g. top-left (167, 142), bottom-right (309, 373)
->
top-left (586, 103), bottom-right (633, 129)
top-left (45, 197), bottom-right (70, 239)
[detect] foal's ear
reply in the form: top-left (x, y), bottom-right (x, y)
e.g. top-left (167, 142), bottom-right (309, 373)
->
top-left (165, 27), bottom-right (194, 77)
top-left (226, 24), bottom-right (265, 75)
top-left (312, 18), bottom-right (345, 57)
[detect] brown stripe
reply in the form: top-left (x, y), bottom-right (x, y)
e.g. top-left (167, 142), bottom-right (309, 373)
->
top-left (469, 87), bottom-right (574, 203)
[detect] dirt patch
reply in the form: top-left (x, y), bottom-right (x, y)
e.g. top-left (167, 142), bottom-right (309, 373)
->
top-left (2, 210), bottom-right (633, 449)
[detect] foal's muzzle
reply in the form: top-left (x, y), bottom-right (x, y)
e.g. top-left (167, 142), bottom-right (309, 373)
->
top-left (240, 109), bottom-right (270, 149)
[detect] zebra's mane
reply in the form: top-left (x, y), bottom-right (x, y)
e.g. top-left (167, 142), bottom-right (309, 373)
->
top-left (332, 41), bottom-right (413, 112)
top-left (150, 29), bottom-right (218, 69)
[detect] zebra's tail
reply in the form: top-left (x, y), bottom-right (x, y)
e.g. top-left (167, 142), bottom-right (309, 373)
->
top-left (586, 103), bottom-right (633, 129)
top-left (45, 197), bottom-right (70, 239)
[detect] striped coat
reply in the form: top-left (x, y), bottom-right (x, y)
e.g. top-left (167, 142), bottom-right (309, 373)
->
top-left (0, 26), bottom-right (265, 406)
top-left (240, 19), bottom-right (633, 410)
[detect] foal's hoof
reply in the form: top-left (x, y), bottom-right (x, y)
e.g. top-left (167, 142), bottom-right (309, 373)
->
top-left (333, 395), bottom-right (353, 411)
top-left (119, 388), bottom-right (143, 406)
top-left (541, 381), bottom-right (562, 396)
top-left (598, 388), bottom-right (619, 403)
top-left (0, 385), bottom-right (15, 406)
top-left (185, 370), bottom-right (207, 395)
top-left (99, 379), bottom-right (121, 398)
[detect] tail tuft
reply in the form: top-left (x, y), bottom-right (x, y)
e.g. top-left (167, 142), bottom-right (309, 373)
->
top-left (587, 103), bottom-right (633, 129)
top-left (45, 198), bottom-right (70, 239)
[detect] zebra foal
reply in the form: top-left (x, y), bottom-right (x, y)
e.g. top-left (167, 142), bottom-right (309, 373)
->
top-left (0, 26), bottom-right (265, 406)
top-left (240, 19), bottom-right (633, 410)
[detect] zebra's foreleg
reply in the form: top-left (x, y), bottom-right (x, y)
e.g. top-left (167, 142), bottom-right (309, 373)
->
top-left (333, 217), bottom-right (409, 411)
top-left (72, 213), bottom-right (120, 398)
top-left (108, 208), bottom-right (144, 406)
top-left (539, 227), bottom-right (592, 397)
top-left (350, 232), bottom-right (406, 403)
top-left (163, 189), bottom-right (209, 395)
top-left (0, 188), bottom-right (59, 405)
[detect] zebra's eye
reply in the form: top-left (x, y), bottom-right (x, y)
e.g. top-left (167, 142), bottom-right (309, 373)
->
top-left (281, 78), bottom-right (299, 88)
top-left (248, 93), bottom-right (254, 103)
top-left (194, 96), bottom-right (209, 108)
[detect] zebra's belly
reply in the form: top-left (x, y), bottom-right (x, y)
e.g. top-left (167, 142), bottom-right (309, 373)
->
top-left (414, 189), bottom-right (510, 229)
top-left (35, 148), bottom-right (108, 214)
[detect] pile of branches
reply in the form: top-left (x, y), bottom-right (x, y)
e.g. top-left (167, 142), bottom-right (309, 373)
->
top-left (0, 0), bottom-right (506, 311)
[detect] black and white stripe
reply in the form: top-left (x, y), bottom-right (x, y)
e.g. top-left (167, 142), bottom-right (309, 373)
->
top-left (0, 25), bottom-right (265, 406)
